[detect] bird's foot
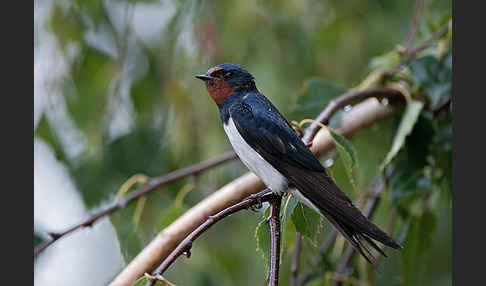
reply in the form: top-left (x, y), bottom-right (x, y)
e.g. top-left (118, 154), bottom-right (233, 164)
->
top-left (249, 201), bottom-right (262, 212)
top-left (248, 189), bottom-right (271, 212)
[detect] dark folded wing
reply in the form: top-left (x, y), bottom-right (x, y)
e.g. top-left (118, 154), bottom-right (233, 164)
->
top-left (228, 100), bottom-right (351, 204)
top-left (229, 100), bottom-right (401, 262)
top-left (228, 100), bottom-right (326, 172)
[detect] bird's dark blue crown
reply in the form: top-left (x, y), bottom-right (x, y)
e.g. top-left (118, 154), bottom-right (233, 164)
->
top-left (215, 63), bottom-right (256, 91)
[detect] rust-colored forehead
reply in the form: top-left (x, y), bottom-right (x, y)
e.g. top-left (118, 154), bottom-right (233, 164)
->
top-left (207, 66), bottom-right (223, 75)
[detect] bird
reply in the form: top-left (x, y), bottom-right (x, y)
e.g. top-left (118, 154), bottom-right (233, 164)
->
top-left (195, 63), bottom-right (402, 263)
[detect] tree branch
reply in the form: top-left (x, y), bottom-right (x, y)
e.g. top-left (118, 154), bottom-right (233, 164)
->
top-left (110, 90), bottom-right (400, 286)
top-left (145, 190), bottom-right (276, 286)
top-left (403, 0), bottom-right (424, 51)
top-left (34, 151), bottom-right (237, 256)
top-left (301, 87), bottom-right (403, 145)
top-left (383, 21), bottom-right (450, 81)
top-left (267, 195), bottom-right (283, 286)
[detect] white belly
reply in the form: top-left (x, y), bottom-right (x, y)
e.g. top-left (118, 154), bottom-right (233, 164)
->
top-left (223, 118), bottom-right (288, 193)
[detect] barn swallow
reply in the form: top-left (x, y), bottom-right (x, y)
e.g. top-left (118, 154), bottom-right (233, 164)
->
top-left (196, 63), bottom-right (402, 262)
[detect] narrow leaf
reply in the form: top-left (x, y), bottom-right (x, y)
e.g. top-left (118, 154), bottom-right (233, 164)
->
top-left (381, 100), bottom-right (424, 169)
top-left (132, 276), bottom-right (149, 286)
top-left (280, 194), bottom-right (299, 252)
top-left (281, 194), bottom-right (299, 226)
top-left (410, 55), bottom-right (452, 109)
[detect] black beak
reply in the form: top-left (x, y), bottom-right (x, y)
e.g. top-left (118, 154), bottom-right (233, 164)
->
top-left (195, 74), bottom-right (217, 81)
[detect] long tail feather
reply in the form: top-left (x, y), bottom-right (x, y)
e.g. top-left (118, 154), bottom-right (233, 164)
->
top-left (285, 166), bottom-right (402, 262)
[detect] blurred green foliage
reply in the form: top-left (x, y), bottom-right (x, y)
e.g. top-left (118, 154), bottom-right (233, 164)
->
top-left (34, 0), bottom-right (451, 285)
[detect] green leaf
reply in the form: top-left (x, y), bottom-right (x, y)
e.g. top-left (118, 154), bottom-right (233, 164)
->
top-left (401, 211), bottom-right (437, 285)
top-left (388, 114), bottom-right (436, 208)
top-left (35, 114), bottom-right (67, 163)
top-left (281, 194), bottom-right (299, 226)
top-left (410, 55), bottom-right (452, 109)
top-left (255, 218), bottom-right (271, 266)
top-left (369, 50), bottom-right (401, 71)
top-left (157, 204), bottom-right (189, 231)
top-left (381, 100), bottom-right (424, 169)
top-left (290, 78), bottom-right (345, 120)
top-left (291, 202), bottom-right (323, 245)
top-left (327, 128), bottom-right (358, 188)
top-left (132, 276), bottom-right (149, 286)
top-left (50, 3), bottom-right (84, 48)
top-left (69, 46), bottom-right (114, 133)
top-left (390, 169), bottom-right (432, 203)
top-left (131, 276), bottom-right (163, 286)
top-left (280, 194), bottom-right (299, 252)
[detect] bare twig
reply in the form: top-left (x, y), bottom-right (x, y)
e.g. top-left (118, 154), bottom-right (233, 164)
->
top-left (402, 22), bottom-right (450, 64)
top-left (384, 22), bottom-right (450, 81)
top-left (267, 195), bottom-right (283, 286)
top-left (144, 273), bottom-right (177, 286)
top-left (34, 151), bottom-right (237, 256)
top-left (404, 0), bottom-right (424, 50)
top-left (145, 190), bottom-right (275, 286)
top-left (301, 87), bottom-right (403, 145)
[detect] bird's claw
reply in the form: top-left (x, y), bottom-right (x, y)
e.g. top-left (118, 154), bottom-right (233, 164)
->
top-left (249, 195), bottom-right (263, 212)
top-left (248, 190), bottom-right (270, 212)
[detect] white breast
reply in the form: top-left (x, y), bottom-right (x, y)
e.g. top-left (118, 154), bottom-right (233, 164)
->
top-left (223, 118), bottom-right (288, 194)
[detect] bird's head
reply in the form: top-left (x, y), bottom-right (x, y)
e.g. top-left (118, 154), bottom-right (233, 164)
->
top-left (196, 63), bottom-right (256, 104)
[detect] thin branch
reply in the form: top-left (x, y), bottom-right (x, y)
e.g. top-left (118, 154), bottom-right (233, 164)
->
top-left (267, 195), bottom-right (283, 286)
top-left (34, 151), bottom-right (237, 256)
top-left (144, 273), bottom-right (177, 286)
top-left (404, 0), bottom-right (424, 50)
top-left (384, 21), bottom-right (450, 81)
top-left (144, 190), bottom-right (275, 286)
top-left (289, 233), bottom-right (302, 286)
top-left (404, 22), bottom-right (450, 63)
top-left (301, 87), bottom-right (403, 145)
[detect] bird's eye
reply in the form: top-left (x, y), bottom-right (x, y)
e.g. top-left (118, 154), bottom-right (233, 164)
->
top-left (224, 72), bottom-right (232, 79)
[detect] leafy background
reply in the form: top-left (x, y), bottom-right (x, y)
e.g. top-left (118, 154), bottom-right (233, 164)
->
top-left (34, 0), bottom-right (452, 285)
